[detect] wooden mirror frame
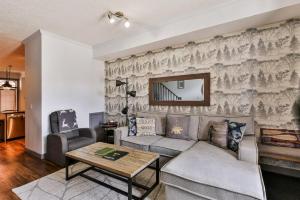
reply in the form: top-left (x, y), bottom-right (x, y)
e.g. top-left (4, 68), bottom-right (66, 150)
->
top-left (149, 73), bottom-right (210, 106)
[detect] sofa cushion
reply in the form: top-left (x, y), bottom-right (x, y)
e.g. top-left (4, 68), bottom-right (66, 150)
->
top-left (68, 137), bottom-right (95, 151)
top-left (166, 115), bottom-right (190, 140)
top-left (188, 115), bottom-right (200, 141)
top-left (198, 115), bottom-right (225, 140)
top-left (137, 112), bottom-right (167, 135)
top-left (150, 137), bottom-right (196, 157)
top-left (161, 141), bottom-right (266, 200)
top-left (121, 135), bottom-right (163, 151)
top-left (208, 121), bottom-right (228, 149)
top-left (61, 129), bottom-right (79, 139)
top-left (198, 114), bottom-right (254, 140)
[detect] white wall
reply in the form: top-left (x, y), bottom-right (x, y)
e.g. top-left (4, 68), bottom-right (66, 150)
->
top-left (24, 30), bottom-right (105, 156)
top-left (23, 31), bottom-right (42, 154)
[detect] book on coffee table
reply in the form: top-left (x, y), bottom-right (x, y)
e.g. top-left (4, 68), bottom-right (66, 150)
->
top-left (95, 147), bottom-right (128, 161)
top-left (103, 150), bottom-right (128, 161)
top-left (95, 147), bottom-right (115, 156)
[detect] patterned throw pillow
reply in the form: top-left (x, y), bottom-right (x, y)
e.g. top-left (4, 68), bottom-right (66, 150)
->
top-left (58, 109), bottom-right (78, 132)
top-left (226, 120), bottom-right (246, 152)
top-left (208, 121), bottom-right (228, 149)
top-left (128, 115), bottom-right (137, 136)
top-left (166, 115), bottom-right (190, 140)
top-left (136, 118), bottom-right (156, 136)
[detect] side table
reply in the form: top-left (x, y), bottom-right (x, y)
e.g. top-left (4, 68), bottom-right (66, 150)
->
top-left (99, 122), bottom-right (118, 144)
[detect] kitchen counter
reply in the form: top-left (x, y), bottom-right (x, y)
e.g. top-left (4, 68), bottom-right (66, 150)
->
top-left (0, 111), bottom-right (25, 142)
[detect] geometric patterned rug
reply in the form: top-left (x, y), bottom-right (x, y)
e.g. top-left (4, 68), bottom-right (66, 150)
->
top-left (12, 163), bottom-right (165, 200)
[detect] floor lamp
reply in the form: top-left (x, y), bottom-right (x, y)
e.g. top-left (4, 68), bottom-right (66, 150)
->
top-left (116, 78), bottom-right (136, 126)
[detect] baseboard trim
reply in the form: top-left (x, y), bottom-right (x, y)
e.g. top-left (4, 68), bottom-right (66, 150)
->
top-left (25, 148), bottom-right (45, 159)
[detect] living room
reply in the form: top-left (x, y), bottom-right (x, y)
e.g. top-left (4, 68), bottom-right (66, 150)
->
top-left (0, 1), bottom-right (300, 200)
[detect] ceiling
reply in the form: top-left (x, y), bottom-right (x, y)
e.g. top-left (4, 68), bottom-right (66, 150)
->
top-left (1, 0), bottom-right (300, 61)
top-left (0, 0), bottom-right (230, 59)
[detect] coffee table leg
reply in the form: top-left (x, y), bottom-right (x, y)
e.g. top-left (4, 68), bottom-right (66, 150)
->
top-left (65, 157), bottom-right (69, 180)
top-left (156, 158), bottom-right (160, 185)
top-left (128, 178), bottom-right (132, 200)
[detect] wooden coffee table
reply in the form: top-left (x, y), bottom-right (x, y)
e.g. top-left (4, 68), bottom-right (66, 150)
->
top-left (65, 142), bottom-right (160, 200)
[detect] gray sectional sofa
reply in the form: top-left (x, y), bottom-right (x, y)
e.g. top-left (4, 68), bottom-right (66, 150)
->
top-left (114, 112), bottom-right (266, 200)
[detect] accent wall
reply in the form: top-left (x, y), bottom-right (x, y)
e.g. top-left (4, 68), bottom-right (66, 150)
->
top-left (105, 19), bottom-right (300, 134)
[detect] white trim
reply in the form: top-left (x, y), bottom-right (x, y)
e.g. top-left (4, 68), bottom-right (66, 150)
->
top-left (22, 29), bottom-right (92, 50)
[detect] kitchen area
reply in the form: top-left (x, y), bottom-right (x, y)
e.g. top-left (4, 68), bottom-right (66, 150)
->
top-left (0, 47), bottom-right (26, 143)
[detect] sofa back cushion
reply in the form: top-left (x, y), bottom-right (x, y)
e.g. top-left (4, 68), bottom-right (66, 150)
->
top-left (136, 112), bottom-right (167, 135)
top-left (198, 114), bottom-right (254, 140)
top-left (189, 115), bottom-right (200, 141)
top-left (208, 121), bottom-right (228, 149)
top-left (198, 115), bottom-right (225, 140)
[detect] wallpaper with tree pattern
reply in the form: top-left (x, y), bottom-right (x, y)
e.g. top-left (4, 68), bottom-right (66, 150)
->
top-left (105, 19), bottom-right (300, 135)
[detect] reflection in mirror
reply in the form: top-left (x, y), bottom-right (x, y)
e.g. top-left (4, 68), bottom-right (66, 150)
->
top-left (149, 73), bottom-right (210, 106)
top-left (153, 79), bottom-right (204, 101)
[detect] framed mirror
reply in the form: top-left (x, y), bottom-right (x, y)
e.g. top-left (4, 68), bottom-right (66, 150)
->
top-left (149, 73), bottom-right (210, 106)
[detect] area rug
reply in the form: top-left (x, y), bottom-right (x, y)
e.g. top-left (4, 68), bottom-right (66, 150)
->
top-left (12, 163), bottom-right (165, 200)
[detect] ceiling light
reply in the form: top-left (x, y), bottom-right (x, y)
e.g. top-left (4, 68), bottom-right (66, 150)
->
top-left (107, 11), bottom-right (130, 28)
top-left (109, 17), bottom-right (115, 24)
top-left (1, 65), bottom-right (16, 90)
top-left (124, 20), bottom-right (130, 28)
top-left (107, 11), bottom-right (115, 24)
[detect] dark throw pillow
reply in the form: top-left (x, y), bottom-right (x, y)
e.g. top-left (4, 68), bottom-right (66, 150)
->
top-left (166, 115), bottom-right (190, 140)
top-left (128, 115), bottom-right (137, 136)
top-left (226, 120), bottom-right (246, 152)
top-left (58, 109), bottom-right (78, 132)
top-left (208, 121), bottom-right (228, 149)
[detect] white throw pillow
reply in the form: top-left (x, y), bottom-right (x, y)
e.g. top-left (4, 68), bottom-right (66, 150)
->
top-left (136, 117), bottom-right (156, 136)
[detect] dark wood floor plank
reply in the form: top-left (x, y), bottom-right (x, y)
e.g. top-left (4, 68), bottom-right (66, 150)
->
top-left (0, 139), bottom-right (61, 200)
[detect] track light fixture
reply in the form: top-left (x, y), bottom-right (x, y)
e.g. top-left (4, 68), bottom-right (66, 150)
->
top-left (107, 11), bottom-right (130, 28)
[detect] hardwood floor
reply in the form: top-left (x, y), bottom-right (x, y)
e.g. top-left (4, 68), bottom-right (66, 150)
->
top-left (0, 139), bottom-right (61, 200)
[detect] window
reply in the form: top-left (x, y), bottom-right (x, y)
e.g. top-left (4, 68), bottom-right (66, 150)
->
top-left (0, 80), bottom-right (18, 112)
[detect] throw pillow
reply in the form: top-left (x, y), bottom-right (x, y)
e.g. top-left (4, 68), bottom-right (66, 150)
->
top-left (136, 117), bottom-right (156, 136)
top-left (58, 109), bottom-right (78, 132)
top-left (137, 112), bottom-right (167, 135)
top-left (128, 115), bottom-right (137, 136)
top-left (208, 121), bottom-right (228, 149)
top-left (166, 115), bottom-right (190, 140)
top-left (226, 120), bottom-right (246, 152)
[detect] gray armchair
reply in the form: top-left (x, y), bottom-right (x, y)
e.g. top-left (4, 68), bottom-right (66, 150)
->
top-left (46, 109), bottom-right (96, 166)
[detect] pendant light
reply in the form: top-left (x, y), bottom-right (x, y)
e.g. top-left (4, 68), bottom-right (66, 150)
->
top-left (1, 65), bottom-right (15, 90)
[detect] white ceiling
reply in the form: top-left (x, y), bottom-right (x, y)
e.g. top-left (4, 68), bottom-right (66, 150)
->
top-left (0, 0), bottom-right (229, 58)
top-left (1, 0), bottom-right (300, 61)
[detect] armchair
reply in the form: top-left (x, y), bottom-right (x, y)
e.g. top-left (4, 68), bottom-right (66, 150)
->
top-left (46, 109), bottom-right (96, 166)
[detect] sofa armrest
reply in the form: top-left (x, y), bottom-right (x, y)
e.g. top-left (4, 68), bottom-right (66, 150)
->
top-left (46, 133), bottom-right (68, 166)
top-left (238, 135), bottom-right (258, 164)
top-left (78, 128), bottom-right (96, 142)
top-left (114, 126), bottom-right (128, 145)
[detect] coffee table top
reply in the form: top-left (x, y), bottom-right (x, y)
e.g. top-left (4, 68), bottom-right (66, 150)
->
top-left (65, 142), bottom-right (159, 178)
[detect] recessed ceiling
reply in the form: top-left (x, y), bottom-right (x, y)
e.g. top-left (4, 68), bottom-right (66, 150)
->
top-left (0, 0), bottom-right (231, 58)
